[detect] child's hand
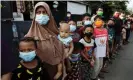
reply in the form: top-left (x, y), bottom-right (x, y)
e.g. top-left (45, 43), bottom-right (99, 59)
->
top-left (90, 59), bottom-right (95, 67)
top-left (54, 72), bottom-right (62, 80)
top-left (106, 51), bottom-right (109, 57)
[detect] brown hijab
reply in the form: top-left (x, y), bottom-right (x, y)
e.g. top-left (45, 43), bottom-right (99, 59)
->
top-left (25, 2), bottom-right (65, 65)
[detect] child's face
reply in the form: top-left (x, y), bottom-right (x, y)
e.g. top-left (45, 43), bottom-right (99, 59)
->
top-left (19, 41), bottom-right (36, 52)
top-left (59, 24), bottom-right (70, 38)
top-left (94, 19), bottom-right (104, 28)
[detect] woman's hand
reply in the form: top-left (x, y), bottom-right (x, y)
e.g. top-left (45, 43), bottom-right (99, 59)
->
top-left (54, 71), bottom-right (62, 80)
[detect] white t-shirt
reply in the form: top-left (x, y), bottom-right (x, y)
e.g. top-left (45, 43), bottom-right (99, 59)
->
top-left (79, 38), bottom-right (95, 55)
top-left (79, 38), bottom-right (94, 47)
top-left (94, 28), bottom-right (108, 58)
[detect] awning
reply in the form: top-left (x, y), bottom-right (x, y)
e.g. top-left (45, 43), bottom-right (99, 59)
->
top-left (67, 2), bottom-right (86, 15)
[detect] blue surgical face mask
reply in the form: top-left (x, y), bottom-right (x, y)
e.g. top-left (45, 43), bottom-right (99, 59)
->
top-left (19, 51), bottom-right (36, 62)
top-left (35, 14), bottom-right (50, 25)
top-left (70, 25), bottom-right (77, 32)
top-left (84, 20), bottom-right (92, 25)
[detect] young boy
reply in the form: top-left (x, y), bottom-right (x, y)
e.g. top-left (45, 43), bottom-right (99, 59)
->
top-left (2, 37), bottom-right (50, 80)
top-left (79, 25), bottom-right (96, 80)
top-left (65, 42), bottom-right (85, 80)
top-left (91, 16), bottom-right (109, 80)
top-left (107, 19), bottom-right (115, 60)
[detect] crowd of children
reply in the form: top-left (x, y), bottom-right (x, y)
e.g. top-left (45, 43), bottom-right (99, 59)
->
top-left (56, 10), bottom-right (133, 80)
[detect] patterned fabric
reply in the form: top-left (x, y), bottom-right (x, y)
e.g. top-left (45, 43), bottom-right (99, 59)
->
top-left (107, 27), bottom-right (115, 44)
top-left (65, 58), bottom-right (81, 80)
top-left (81, 61), bottom-right (92, 80)
top-left (11, 58), bottom-right (45, 80)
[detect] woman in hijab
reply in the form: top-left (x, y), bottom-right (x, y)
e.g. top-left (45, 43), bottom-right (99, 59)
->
top-left (25, 2), bottom-right (65, 80)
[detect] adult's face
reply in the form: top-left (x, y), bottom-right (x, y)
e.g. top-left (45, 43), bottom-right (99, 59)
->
top-left (35, 6), bottom-right (50, 26)
top-left (36, 6), bottom-right (47, 15)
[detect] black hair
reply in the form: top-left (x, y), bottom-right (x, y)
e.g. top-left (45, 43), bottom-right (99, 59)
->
top-left (97, 7), bottom-right (103, 11)
top-left (108, 17), bottom-right (115, 21)
top-left (67, 11), bottom-right (71, 14)
top-left (19, 37), bottom-right (37, 49)
top-left (82, 13), bottom-right (91, 19)
top-left (68, 20), bottom-right (76, 23)
top-left (94, 15), bottom-right (103, 21)
top-left (73, 42), bottom-right (84, 51)
top-left (84, 25), bottom-right (93, 31)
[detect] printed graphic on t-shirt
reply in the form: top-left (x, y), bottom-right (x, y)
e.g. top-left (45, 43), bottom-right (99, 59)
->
top-left (79, 39), bottom-right (94, 56)
top-left (94, 28), bottom-right (108, 57)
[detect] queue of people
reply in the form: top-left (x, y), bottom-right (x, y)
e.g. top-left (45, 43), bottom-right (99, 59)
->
top-left (1, 2), bottom-right (133, 80)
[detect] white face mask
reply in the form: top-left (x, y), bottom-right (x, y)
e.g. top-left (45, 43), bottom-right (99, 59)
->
top-left (35, 14), bottom-right (50, 25)
top-left (53, 4), bottom-right (58, 8)
top-left (84, 20), bottom-right (92, 25)
top-left (70, 25), bottom-right (77, 32)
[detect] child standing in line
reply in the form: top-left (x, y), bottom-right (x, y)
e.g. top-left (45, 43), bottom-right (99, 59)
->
top-left (65, 42), bottom-right (85, 80)
top-left (107, 19), bottom-right (115, 61)
top-left (91, 16), bottom-right (109, 80)
top-left (79, 25), bottom-right (96, 80)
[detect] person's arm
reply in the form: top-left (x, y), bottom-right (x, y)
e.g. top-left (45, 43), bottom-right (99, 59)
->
top-left (106, 30), bottom-right (109, 57)
top-left (80, 50), bottom-right (90, 62)
top-left (54, 62), bottom-right (63, 80)
top-left (106, 40), bottom-right (109, 57)
top-left (92, 42), bottom-right (96, 60)
top-left (111, 39), bottom-right (114, 51)
top-left (1, 72), bottom-right (12, 80)
top-left (68, 41), bottom-right (74, 56)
